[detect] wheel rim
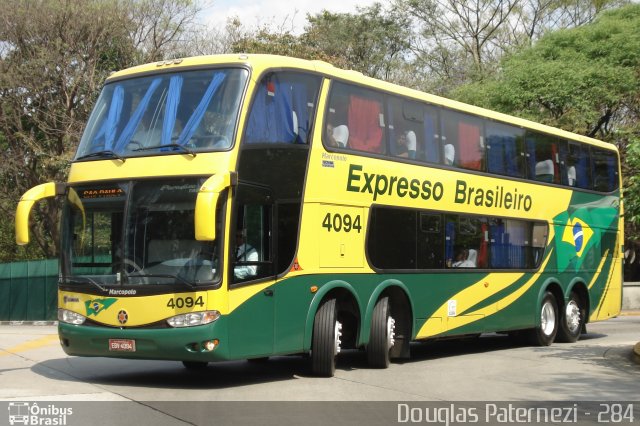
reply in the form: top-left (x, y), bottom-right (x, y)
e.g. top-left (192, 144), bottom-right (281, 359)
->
top-left (540, 301), bottom-right (556, 336)
top-left (565, 300), bottom-right (581, 334)
top-left (334, 321), bottom-right (343, 355)
top-left (386, 316), bottom-right (396, 349)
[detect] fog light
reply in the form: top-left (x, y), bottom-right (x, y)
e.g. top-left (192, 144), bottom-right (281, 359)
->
top-left (202, 339), bottom-right (218, 352)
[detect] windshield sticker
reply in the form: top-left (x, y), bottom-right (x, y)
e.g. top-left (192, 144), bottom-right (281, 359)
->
top-left (85, 298), bottom-right (117, 316)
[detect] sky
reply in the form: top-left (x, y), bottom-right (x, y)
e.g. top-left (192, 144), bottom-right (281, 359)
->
top-left (201, 0), bottom-right (379, 33)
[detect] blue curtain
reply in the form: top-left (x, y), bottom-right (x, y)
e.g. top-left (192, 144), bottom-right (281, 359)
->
top-left (161, 75), bottom-right (183, 146)
top-left (487, 136), bottom-right (505, 175)
top-left (245, 78), bottom-right (296, 144)
top-left (290, 82), bottom-right (309, 144)
top-left (445, 221), bottom-right (455, 265)
top-left (490, 223), bottom-right (509, 268)
top-left (576, 147), bottom-right (590, 189)
top-left (114, 78), bottom-right (162, 151)
top-left (424, 113), bottom-right (438, 163)
top-left (177, 73), bottom-right (226, 146)
top-left (524, 136), bottom-right (537, 179)
top-left (91, 85), bottom-right (124, 151)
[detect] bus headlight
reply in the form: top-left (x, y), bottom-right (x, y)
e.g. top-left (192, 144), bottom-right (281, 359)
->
top-left (167, 311), bottom-right (220, 328)
top-left (58, 309), bottom-right (86, 325)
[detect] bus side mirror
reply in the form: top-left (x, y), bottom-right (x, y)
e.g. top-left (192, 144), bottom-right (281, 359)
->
top-left (15, 182), bottom-right (65, 245)
top-left (195, 172), bottom-right (236, 241)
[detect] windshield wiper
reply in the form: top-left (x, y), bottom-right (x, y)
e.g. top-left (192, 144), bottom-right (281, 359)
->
top-left (134, 144), bottom-right (196, 157)
top-left (63, 276), bottom-right (107, 292)
top-left (128, 273), bottom-right (197, 288)
top-left (76, 150), bottom-right (126, 163)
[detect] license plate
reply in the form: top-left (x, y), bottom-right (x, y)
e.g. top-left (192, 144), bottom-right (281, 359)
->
top-left (108, 339), bottom-right (136, 352)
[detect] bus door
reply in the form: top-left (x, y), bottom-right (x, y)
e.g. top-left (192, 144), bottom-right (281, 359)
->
top-left (227, 183), bottom-right (276, 357)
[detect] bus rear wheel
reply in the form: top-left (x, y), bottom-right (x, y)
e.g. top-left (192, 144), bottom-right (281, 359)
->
top-left (311, 298), bottom-right (342, 377)
top-left (529, 291), bottom-right (558, 346)
top-left (557, 291), bottom-right (584, 343)
top-left (367, 296), bottom-right (395, 368)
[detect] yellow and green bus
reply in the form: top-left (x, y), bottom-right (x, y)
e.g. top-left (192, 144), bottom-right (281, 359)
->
top-left (15, 54), bottom-right (622, 376)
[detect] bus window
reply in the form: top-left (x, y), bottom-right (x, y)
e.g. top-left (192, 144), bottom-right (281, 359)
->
top-left (423, 105), bottom-right (440, 163)
top-left (326, 82), bottom-right (385, 154)
top-left (591, 148), bottom-right (618, 192)
top-left (418, 213), bottom-right (444, 269)
top-left (564, 141), bottom-right (590, 189)
top-left (245, 72), bottom-right (321, 145)
top-left (486, 122), bottom-right (525, 178)
top-left (387, 97), bottom-right (423, 160)
top-left (441, 110), bottom-right (484, 170)
top-left (368, 207), bottom-right (417, 270)
top-left (232, 183), bottom-right (273, 284)
top-left (525, 132), bottom-right (561, 184)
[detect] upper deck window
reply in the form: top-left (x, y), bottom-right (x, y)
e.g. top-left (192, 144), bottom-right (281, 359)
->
top-left (245, 72), bottom-right (321, 145)
top-left (76, 68), bottom-right (248, 160)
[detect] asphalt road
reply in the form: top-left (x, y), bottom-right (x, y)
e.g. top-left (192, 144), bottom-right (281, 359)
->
top-left (0, 314), bottom-right (638, 425)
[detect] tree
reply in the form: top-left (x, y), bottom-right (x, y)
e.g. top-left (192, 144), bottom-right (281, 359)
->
top-left (453, 4), bottom-right (640, 238)
top-left (398, 0), bottom-right (628, 94)
top-left (304, 4), bottom-right (412, 81)
top-left (0, 0), bottom-right (201, 261)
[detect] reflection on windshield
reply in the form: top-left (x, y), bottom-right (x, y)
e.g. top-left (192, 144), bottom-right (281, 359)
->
top-left (61, 179), bottom-right (220, 287)
top-left (75, 68), bottom-right (248, 159)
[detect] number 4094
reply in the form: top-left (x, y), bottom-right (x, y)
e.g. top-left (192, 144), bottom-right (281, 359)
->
top-left (322, 213), bottom-right (361, 233)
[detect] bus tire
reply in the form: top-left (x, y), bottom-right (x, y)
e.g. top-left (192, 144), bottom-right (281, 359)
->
top-left (311, 298), bottom-right (341, 377)
top-left (182, 361), bottom-right (208, 370)
top-left (557, 291), bottom-right (584, 343)
top-left (529, 291), bottom-right (558, 346)
top-left (367, 297), bottom-right (395, 368)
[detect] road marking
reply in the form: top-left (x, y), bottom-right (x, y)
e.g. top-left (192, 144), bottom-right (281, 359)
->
top-left (0, 334), bottom-right (59, 357)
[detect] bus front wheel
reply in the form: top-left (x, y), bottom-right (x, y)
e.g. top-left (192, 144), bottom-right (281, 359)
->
top-left (367, 296), bottom-right (395, 368)
top-left (311, 298), bottom-right (342, 377)
top-left (530, 291), bottom-right (558, 346)
top-left (557, 291), bottom-right (585, 343)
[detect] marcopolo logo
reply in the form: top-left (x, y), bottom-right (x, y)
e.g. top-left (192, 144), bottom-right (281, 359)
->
top-left (8, 402), bottom-right (73, 425)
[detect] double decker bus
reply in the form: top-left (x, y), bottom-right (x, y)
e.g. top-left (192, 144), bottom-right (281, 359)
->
top-left (15, 54), bottom-right (622, 377)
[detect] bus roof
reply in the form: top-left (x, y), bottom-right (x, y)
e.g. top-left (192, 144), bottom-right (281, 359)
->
top-left (106, 53), bottom-right (616, 153)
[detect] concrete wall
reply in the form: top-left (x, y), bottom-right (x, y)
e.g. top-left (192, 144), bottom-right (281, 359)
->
top-left (623, 282), bottom-right (640, 311)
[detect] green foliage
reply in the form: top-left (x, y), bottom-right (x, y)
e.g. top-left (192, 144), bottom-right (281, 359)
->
top-left (0, 0), bottom-right (200, 261)
top-left (231, 3), bottom-right (411, 81)
top-left (454, 4), bottom-right (640, 238)
top-left (304, 4), bottom-right (411, 80)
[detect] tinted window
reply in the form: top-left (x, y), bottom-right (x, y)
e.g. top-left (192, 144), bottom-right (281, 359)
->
top-left (525, 132), bottom-right (561, 184)
top-left (368, 206), bottom-right (546, 270)
top-left (591, 148), bottom-right (619, 192)
top-left (441, 110), bottom-right (484, 170)
top-left (326, 82), bottom-right (386, 154)
top-left (486, 122), bottom-right (525, 178)
top-left (245, 72), bottom-right (321, 144)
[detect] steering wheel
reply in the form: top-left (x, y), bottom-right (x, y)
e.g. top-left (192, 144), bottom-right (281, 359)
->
top-left (112, 259), bottom-right (143, 273)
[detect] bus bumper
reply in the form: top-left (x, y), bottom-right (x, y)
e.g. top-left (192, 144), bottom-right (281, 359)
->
top-left (58, 320), bottom-right (229, 362)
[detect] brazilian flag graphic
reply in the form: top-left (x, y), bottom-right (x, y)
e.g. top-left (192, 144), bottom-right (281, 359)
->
top-left (554, 197), bottom-right (619, 273)
top-left (85, 298), bottom-right (117, 316)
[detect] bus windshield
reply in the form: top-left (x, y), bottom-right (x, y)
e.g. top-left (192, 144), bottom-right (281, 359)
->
top-left (61, 178), bottom-right (220, 287)
top-left (75, 68), bottom-right (248, 159)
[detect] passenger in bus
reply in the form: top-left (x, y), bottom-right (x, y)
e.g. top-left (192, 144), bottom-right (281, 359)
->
top-left (234, 229), bottom-right (258, 280)
top-left (451, 249), bottom-right (468, 267)
top-left (444, 144), bottom-right (455, 165)
top-left (395, 130), bottom-right (417, 159)
top-left (328, 124), bottom-right (349, 148)
top-left (452, 249), bottom-right (477, 268)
